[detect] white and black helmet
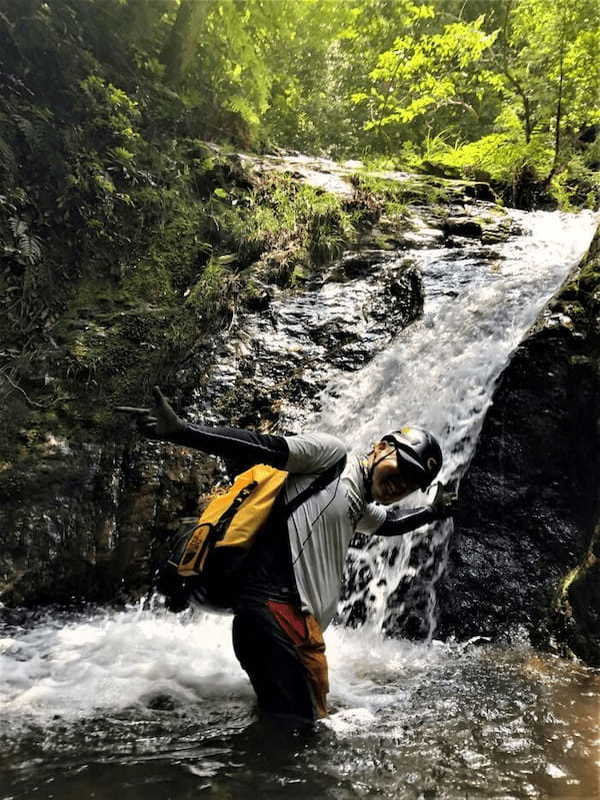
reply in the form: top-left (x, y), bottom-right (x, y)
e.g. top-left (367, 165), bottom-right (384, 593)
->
top-left (381, 426), bottom-right (442, 490)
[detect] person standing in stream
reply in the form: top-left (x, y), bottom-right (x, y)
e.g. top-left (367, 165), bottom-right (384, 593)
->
top-left (117, 387), bottom-right (456, 725)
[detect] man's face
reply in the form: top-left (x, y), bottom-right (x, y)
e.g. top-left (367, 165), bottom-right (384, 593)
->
top-left (370, 442), bottom-right (421, 505)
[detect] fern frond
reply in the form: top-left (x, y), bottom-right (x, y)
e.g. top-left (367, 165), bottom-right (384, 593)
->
top-left (8, 217), bottom-right (42, 263)
top-left (13, 114), bottom-right (42, 146)
top-left (9, 216), bottom-right (28, 237)
top-left (19, 233), bottom-right (42, 264)
top-left (227, 95), bottom-right (259, 127)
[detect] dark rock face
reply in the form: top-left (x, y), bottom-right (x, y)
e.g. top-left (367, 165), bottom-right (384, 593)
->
top-left (0, 426), bottom-right (217, 607)
top-left (199, 252), bottom-right (424, 432)
top-left (436, 227), bottom-right (600, 665)
top-left (443, 217), bottom-right (483, 238)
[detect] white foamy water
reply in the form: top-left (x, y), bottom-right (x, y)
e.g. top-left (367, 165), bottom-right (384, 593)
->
top-left (2, 605), bottom-right (598, 800)
top-left (317, 210), bottom-right (597, 462)
top-left (0, 605), bottom-right (445, 727)
top-left (0, 608), bottom-right (245, 723)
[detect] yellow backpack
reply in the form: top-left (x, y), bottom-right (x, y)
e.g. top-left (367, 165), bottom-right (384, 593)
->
top-left (176, 463), bottom-right (288, 577)
top-left (159, 457), bottom-right (346, 610)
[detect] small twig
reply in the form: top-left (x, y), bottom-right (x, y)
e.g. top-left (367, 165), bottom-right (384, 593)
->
top-left (0, 368), bottom-right (45, 408)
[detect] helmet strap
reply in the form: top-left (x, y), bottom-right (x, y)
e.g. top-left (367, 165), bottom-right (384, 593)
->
top-left (361, 447), bottom-right (394, 502)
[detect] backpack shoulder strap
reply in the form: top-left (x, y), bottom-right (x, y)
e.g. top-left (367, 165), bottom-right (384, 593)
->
top-left (280, 454), bottom-right (347, 520)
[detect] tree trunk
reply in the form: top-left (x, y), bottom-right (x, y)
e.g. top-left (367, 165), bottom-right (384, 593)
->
top-left (547, 24), bottom-right (566, 183)
top-left (160, 0), bottom-right (212, 86)
top-left (500, 0), bottom-right (533, 144)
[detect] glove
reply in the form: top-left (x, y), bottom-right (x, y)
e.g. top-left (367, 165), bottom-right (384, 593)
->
top-left (115, 385), bottom-right (185, 439)
top-left (428, 482), bottom-right (459, 519)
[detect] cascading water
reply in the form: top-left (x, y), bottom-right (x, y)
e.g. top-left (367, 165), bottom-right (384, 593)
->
top-left (313, 209), bottom-right (599, 640)
top-left (1, 208), bottom-right (599, 800)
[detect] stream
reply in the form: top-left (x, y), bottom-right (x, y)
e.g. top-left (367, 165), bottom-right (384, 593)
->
top-left (1, 208), bottom-right (599, 799)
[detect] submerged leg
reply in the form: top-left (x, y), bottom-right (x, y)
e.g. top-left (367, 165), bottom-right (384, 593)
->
top-left (232, 601), bottom-right (327, 724)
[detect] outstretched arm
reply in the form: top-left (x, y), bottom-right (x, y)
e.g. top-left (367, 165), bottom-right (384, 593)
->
top-left (116, 386), bottom-right (288, 471)
top-left (169, 422), bottom-right (289, 471)
top-left (374, 485), bottom-right (458, 537)
top-left (375, 506), bottom-right (438, 537)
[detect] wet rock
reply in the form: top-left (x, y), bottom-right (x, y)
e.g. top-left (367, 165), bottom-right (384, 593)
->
top-left (201, 253), bottom-right (425, 432)
top-left (358, 214), bottom-right (447, 252)
top-left (241, 281), bottom-right (272, 311)
top-left (445, 234), bottom-right (478, 249)
top-left (145, 693), bottom-right (179, 711)
top-left (444, 205), bottom-right (513, 246)
top-left (444, 217), bottom-right (483, 239)
top-left (420, 160), bottom-right (463, 180)
top-left (0, 435), bottom-right (217, 607)
top-left (463, 182), bottom-right (498, 203)
top-left (436, 224), bottom-right (600, 666)
top-left (326, 250), bottom-right (390, 280)
top-left (400, 225), bottom-right (445, 249)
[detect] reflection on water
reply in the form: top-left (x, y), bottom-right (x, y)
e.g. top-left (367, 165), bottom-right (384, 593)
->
top-left (1, 608), bottom-right (598, 799)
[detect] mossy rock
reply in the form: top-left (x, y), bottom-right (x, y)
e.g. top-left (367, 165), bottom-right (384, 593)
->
top-left (554, 538), bottom-right (600, 666)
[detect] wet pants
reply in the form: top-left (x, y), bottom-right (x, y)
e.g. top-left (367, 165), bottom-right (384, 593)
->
top-left (232, 600), bottom-right (329, 723)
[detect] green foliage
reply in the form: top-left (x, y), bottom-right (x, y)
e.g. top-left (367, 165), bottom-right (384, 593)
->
top-left (0, 0), bottom-right (598, 432)
top-left (549, 158), bottom-right (600, 211)
top-left (504, 0), bottom-right (600, 132)
top-left (184, 256), bottom-right (234, 326)
top-left (6, 216), bottom-right (43, 265)
top-left (2, 0), bottom-right (598, 210)
top-left (423, 129), bottom-right (553, 184)
top-left (208, 174), bottom-right (354, 280)
top-left (350, 172), bottom-right (450, 213)
top-left (356, 15), bottom-right (500, 133)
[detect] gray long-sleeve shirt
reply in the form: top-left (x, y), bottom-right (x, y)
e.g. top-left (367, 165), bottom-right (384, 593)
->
top-left (283, 433), bottom-right (386, 630)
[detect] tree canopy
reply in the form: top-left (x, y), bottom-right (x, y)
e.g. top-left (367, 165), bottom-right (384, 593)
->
top-left (1, 0), bottom-right (598, 185)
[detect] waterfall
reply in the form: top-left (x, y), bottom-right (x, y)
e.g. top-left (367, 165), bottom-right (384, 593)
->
top-left (310, 209), bottom-right (599, 639)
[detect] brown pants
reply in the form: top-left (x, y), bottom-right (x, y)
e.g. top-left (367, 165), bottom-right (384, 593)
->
top-left (232, 599), bottom-right (329, 722)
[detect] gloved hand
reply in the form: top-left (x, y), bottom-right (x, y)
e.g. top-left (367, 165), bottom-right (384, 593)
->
top-left (428, 482), bottom-right (459, 519)
top-left (115, 385), bottom-right (185, 439)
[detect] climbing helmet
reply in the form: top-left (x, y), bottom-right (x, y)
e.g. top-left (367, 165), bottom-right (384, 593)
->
top-left (381, 426), bottom-right (442, 490)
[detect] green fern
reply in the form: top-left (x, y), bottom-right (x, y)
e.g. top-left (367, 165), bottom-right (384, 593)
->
top-left (9, 217), bottom-right (42, 263)
top-left (0, 134), bottom-right (16, 174)
top-left (227, 95), bottom-right (260, 128)
top-left (20, 233), bottom-right (42, 264)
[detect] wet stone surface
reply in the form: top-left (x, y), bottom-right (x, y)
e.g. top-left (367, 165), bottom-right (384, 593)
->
top-left (437, 224), bottom-right (600, 665)
top-left (198, 251), bottom-right (424, 432)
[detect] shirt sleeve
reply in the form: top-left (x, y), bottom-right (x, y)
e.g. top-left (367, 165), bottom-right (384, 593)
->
top-left (373, 506), bottom-right (436, 536)
top-left (355, 502), bottom-right (387, 534)
top-left (283, 432), bottom-right (347, 474)
top-left (166, 423), bottom-right (289, 472)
